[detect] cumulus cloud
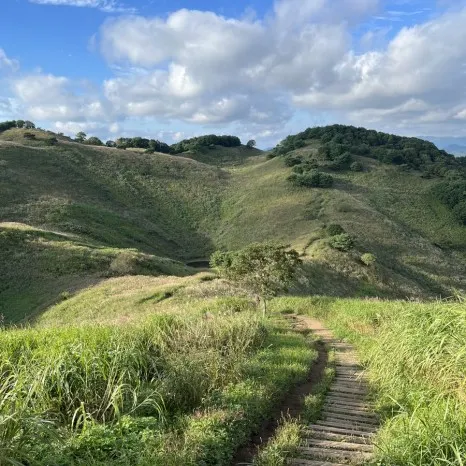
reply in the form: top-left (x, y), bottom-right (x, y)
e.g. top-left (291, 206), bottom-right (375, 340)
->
top-left (29, 0), bottom-right (134, 13)
top-left (8, 0), bottom-right (466, 142)
top-left (13, 74), bottom-right (112, 122)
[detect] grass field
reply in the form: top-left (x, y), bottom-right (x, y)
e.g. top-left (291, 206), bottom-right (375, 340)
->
top-left (0, 304), bottom-right (317, 465)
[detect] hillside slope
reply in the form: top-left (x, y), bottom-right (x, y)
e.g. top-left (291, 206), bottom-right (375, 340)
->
top-left (1, 126), bottom-right (465, 322)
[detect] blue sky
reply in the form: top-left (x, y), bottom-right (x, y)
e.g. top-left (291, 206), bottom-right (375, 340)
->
top-left (1, 0), bottom-right (466, 146)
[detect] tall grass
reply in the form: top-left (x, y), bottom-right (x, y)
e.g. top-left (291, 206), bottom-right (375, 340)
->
top-left (272, 297), bottom-right (466, 465)
top-left (0, 313), bottom-right (267, 463)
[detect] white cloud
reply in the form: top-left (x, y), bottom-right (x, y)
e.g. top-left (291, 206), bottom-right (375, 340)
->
top-left (0, 48), bottom-right (19, 72)
top-left (13, 74), bottom-right (112, 122)
top-left (29, 0), bottom-right (134, 13)
top-left (7, 0), bottom-right (466, 142)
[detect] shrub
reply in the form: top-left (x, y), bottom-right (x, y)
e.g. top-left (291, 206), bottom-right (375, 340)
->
top-left (289, 170), bottom-right (334, 188)
top-left (361, 253), bottom-right (376, 266)
top-left (350, 161), bottom-right (364, 172)
top-left (45, 137), bottom-right (58, 146)
top-left (284, 155), bottom-right (302, 167)
top-left (329, 233), bottom-right (354, 251)
top-left (327, 224), bottom-right (345, 236)
top-left (23, 132), bottom-right (36, 140)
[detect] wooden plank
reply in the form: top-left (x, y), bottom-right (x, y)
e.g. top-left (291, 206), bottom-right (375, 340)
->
top-left (298, 446), bottom-right (372, 461)
top-left (304, 438), bottom-right (374, 452)
top-left (307, 424), bottom-right (374, 438)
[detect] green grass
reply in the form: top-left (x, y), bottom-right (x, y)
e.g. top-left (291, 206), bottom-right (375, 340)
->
top-left (0, 309), bottom-right (317, 465)
top-left (272, 296), bottom-right (466, 465)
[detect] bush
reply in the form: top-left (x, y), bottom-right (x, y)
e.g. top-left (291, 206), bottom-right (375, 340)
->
top-left (329, 233), bottom-right (354, 251)
top-left (361, 253), bottom-right (376, 266)
top-left (45, 137), bottom-right (58, 146)
top-left (327, 224), bottom-right (345, 236)
top-left (289, 170), bottom-right (333, 188)
top-left (350, 161), bottom-right (364, 172)
top-left (23, 132), bottom-right (36, 140)
top-left (284, 155), bottom-right (302, 167)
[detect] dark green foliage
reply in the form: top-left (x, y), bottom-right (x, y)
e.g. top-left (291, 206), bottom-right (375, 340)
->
top-left (23, 132), bottom-right (36, 140)
top-left (105, 140), bottom-right (116, 147)
top-left (246, 139), bottom-right (256, 148)
top-left (115, 137), bottom-right (170, 153)
top-left (327, 224), bottom-right (345, 236)
top-left (350, 161), bottom-right (364, 172)
top-left (211, 243), bottom-right (301, 313)
top-left (86, 136), bottom-right (103, 146)
top-left (170, 135), bottom-right (241, 154)
top-left (75, 131), bottom-right (87, 143)
top-left (274, 124), bottom-right (464, 177)
top-left (288, 170), bottom-right (333, 188)
top-left (0, 120), bottom-right (35, 132)
top-left (329, 233), bottom-right (355, 251)
top-left (45, 137), bottom-right (58, 146)
top-left (284, 155), bottom-right (302, 167)
top-left (434, 180), bottom-right (466, 225)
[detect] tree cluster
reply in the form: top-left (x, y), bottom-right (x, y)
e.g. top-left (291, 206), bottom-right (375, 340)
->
top-left (170, 135), bottom-right (241, 154)
top-left (0, 120), bottom-right (35, 132)
top-left (288, 169), bottom-right (334, 188)
top-left (114, 137), bottom-right (170, 153)
top-left (273, 124), bottom-right (465, 177)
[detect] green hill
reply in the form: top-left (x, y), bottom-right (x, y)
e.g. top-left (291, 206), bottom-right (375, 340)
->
top-left (1, 125), bottom-right (465, 322)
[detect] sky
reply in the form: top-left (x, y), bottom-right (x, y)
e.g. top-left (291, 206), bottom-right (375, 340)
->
top-left (1, 0), bottom-right (466, 147)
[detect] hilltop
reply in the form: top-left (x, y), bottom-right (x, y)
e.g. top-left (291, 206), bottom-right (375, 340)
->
top-left (0, 124), bottom-right (465, 322)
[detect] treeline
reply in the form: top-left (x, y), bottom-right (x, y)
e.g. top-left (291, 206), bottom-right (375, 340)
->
top-left (170, 135), bottom-right (241, 154)
top-left (75, 132), bottom-right (241, 154)
top-left (274, 124), bottom-right (464, 177)
top-left (0, 120), bottom-right (36, 132)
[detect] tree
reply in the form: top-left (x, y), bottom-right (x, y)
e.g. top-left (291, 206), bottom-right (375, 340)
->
top-left (24, 121), bottom-right (35, 129)
top-left (246, 139), bottom-right (256, 148)
top-left (106, 140), bottom-right (116, 147)
top-left (86, 136), bottom-right (103, 146)
top-left (16, 120), bottom-right (25, 128)
top-left (210, 242), bottom-right (302, 315)
top-left (75, 132), bottom-right (87, 143)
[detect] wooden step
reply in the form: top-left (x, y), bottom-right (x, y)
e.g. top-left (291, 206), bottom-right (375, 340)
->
top-left (307, 429), bottom-right (373, 444)
top-left (298, 446), bottom-right (372, 462)
top-left (304, 438), bottom-right (374, 453)
top-left (329, 386), bottom-right (368, 396)
top-left (289, 458), bottom-right (345, 466)
top-left (307, 424), bottom-right (374, 438)
top-left (315, 420), bottom-right (377, 433)
top-left (324, 400), bottom-right (371, 410)
top-left (323, 412), bottom-right (379, 426)
top-left (323, 408), bottom-right (377, 420)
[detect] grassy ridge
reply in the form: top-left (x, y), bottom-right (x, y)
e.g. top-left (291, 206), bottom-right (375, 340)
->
top-left (271, 297), bottom-right (466, 465)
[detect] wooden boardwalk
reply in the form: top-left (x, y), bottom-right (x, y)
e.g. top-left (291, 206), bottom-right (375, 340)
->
top-left (290, 320), bottom-right (378, 466)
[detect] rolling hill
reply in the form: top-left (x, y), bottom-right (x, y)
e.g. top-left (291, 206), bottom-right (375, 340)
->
top-left (1, 125), bottom-right (465, 323)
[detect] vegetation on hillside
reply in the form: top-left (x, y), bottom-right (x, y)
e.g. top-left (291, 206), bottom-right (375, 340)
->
top-left (170, 134), bottom-right (241, 154)
top-left (273, 124), bottom-right (465, 177)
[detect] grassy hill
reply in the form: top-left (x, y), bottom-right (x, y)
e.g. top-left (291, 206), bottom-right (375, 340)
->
top-left (1, 126), bottom-right (465, 322)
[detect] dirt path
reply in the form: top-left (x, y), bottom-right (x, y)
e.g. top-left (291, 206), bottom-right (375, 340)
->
top-left (231, 315), bottom-right (329, 465)
top-left (290, 316), bottom-right (379, 466)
